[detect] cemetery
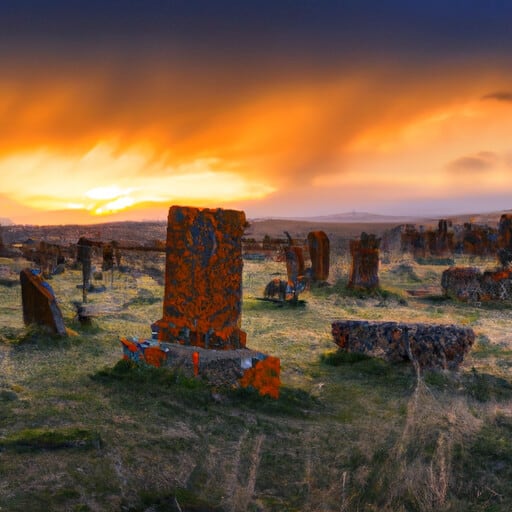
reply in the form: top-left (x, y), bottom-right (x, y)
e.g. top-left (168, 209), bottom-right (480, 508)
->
top-left (1, 209), bottom-right (512, 510)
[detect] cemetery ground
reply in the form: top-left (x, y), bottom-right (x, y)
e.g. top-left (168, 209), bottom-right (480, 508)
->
top-left (1, 248), bottom-right (512, 511)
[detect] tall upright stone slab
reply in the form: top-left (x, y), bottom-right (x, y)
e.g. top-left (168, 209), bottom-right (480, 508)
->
top-left (285, 246), bottom-right (305, 284)
top-left (308, 231), bottom-right (330, 282)
top-left (348, 232), bottom-right (380, 290)
top-left (20, 268), bottom-right (67, 336)
top-left (498, 213), bottom-right (512, 267)
top-left (154, 206), bottom-right (247, 350)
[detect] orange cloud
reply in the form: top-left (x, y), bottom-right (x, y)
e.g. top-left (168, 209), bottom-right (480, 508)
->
top-left (2, 52), bottom-right (512, 223)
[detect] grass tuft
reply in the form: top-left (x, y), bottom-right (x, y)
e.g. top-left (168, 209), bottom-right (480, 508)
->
top-left (320, 349), bottom-right (372, 366)
top-left (0, 427), bottom-right (102, 452)
top-left (227, 385), bottom-right (322, 417)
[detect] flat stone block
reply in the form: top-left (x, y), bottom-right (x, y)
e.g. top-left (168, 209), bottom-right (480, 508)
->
top-left (332, 320), bottom-right (474, 370)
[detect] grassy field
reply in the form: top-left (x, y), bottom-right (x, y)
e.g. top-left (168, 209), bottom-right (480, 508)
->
top-left (1, 248), bottom-right (512, 511)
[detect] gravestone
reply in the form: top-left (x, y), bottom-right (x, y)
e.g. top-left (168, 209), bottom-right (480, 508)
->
top-left (121, 205), bottom-right (281, 398)
top-left (20, 268), bottom-right (67, 336)
top-left (442, 266), bottom-right (512, 301)
top-left (348, 232), bottom-right (380, 290)
top-left (285, 246), bottom-right (305, 282)
top-left (153, 206), bottom-right (247, 350)
top-left (498, 214), bottom-right (512, 267)
top-left (76, 237), bottom-right (93, 301)
top-left (307, 231), bottom-right (330, 282)
top-left (332, 320), bottom-right (474, 370)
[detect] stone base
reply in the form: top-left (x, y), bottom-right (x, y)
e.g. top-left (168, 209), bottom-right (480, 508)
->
top-left (120, 337), bottom-right (279, 398)
top-left (331, 320), bottom-right (474, 370)
top-left (152, 320), bottom-right (246, 350)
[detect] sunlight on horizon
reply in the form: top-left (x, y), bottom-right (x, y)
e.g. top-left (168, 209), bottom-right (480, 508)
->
top-left (0, 143), bottom-right (276, 218)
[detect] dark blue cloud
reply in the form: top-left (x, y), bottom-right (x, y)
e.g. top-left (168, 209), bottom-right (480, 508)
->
top-left (2, 0), bottom-right (512, 62)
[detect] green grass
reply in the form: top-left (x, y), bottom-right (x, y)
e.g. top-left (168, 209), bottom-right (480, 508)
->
top-left (0, 253), bottom-right (512, 510)
top-left (0, 427), bottom-right (102, 452)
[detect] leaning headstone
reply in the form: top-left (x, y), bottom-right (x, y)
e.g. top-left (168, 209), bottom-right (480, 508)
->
top-left (153, 206), bottom-right (247, 350)
top-left (348, 232), bottom-right (380, 290)
top-left (20, 268), bottom-right (67, 336)
top-left (332, 320), bottom-right (474, 370)
top-left (308, 231), bottom-right (330, 282)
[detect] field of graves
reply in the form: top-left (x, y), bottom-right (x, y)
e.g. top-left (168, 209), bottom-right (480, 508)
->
top-left (1, 239), bottom-right (512, 511)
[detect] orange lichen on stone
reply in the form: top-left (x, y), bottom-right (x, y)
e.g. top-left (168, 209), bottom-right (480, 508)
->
top-left (239, 356), bottom-right (280, 399)
top-left (120, 337), bottom-right (168, 367)
top-left (154, 206), bottom-right (247, 350)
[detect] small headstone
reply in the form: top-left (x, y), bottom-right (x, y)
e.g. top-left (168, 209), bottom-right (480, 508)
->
top-left (348, 232), bottom-right (380, 290)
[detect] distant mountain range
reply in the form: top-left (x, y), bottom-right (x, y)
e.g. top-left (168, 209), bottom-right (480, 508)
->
top-left (253, 211), bottom-right (431, 223)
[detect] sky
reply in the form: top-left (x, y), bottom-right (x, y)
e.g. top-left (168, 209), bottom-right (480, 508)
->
top-left (1, 0), bottom-right (512, 225)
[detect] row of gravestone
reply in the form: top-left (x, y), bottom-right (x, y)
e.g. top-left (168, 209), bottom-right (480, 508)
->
top-left (18, 206), bottom-right (476, 400)
top-left (397, 214), bottom-right (512, 260)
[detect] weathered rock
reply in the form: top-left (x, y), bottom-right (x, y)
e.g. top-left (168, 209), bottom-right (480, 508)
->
top-left (332, 320), bottom-right (474, 370)
top-left (20, 268), bottom-right (67, 336)
top-left (308, 231), bottom-right (330, 282)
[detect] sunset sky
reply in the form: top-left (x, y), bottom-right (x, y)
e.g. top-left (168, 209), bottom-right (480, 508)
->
top-left (2, 1), bottom-right (512, 225)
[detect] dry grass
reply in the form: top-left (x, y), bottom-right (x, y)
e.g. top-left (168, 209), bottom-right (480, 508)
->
top-left (0, 248), bottom-right (512, 511)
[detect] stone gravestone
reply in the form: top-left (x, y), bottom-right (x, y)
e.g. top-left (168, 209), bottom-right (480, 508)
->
top-left (124, 205), bottom-right (280, 398)
top-left (332, 320), bottom-right (474, 370)
top-left (20, 268), bottom-right (67, 336)
top-left (348, 232), bottom-right (380, 290)
top-left (285, 246), bottom-right (306, 302)
top-left (153, 206), bottom-right (247, 350)
top-left (76, 237), bottom-right (93, 302)
top-left (307, 230), bottom-right (330, 282)
top-left (498, 214), bottom-right (512, 267)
